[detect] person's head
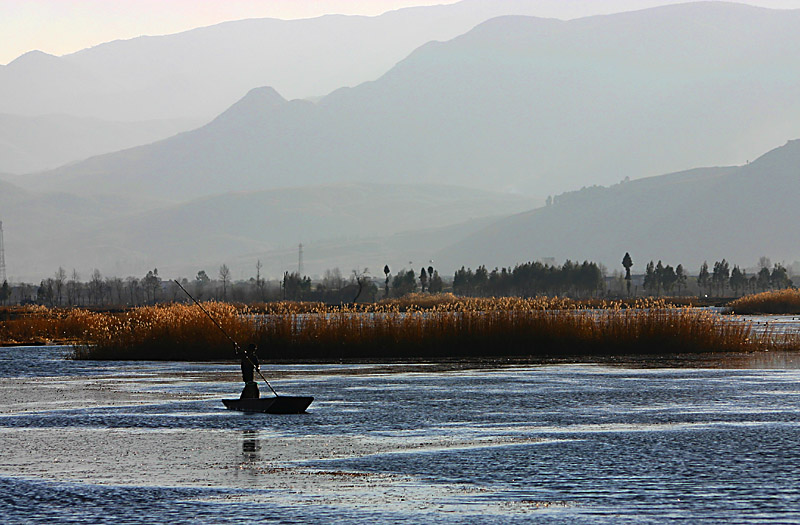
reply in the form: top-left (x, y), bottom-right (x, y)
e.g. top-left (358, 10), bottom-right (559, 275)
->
top-left (247, 343), bottom-right (257, 355)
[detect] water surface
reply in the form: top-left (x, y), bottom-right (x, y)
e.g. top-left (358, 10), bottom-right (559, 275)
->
top-left (1, 346), bottom-right (798, 523)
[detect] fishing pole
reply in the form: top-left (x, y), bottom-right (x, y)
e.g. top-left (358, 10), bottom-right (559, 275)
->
top-left (173, 279), bottom-right (280, 397)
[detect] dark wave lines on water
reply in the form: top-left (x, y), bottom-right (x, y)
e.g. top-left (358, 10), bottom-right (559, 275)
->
top-left (306, 425), bottom-right (800, 522)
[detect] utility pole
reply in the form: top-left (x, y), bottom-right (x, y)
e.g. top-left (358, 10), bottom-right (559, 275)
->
top-left (298, 243), bottom-right (304, 276)
top-left (0, 221), bottom-right (6, 283)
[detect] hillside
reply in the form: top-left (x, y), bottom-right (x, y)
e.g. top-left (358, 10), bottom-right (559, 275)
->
top-left (0, 1), bottom-right (574, 122)
top-left (0, 113), bottom-right (203, 174)
top-left (24, 3), bottom-right (800, 199)
top-left (435, 139), bottom-right (800, 271)
top-left (0, 182), bottom-right (533, 282)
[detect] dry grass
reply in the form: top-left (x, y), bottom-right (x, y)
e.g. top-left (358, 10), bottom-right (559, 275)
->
top-left (70, 302), bottom-right (257, 360)
top-left (0, 306), bottom-right (105, 346)
top-left (727, 289), bottom-right (800, 314)
top-left (4, 297), bottom-right (796, 361)
top-left (73, 299), bottom-right (796, 360)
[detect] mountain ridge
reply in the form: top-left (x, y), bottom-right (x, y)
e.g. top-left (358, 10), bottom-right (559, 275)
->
top-left (0, 0), bottom-right (584, 120)
top-left (21, 2), bottom-right (800, 200)
top-left (0, 181), bottom-right (536, 281)
top-left (435, 138), bottom-right (800, 272)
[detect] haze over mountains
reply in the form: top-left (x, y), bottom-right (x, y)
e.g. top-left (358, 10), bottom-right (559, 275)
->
top-left (437, 138), bottom-right (800, 272)
top-left (21, 2), bottom-right (800, 200)
top-left (0, 0), bottom-right (556, 174)
top-left (0, 0), bottom-right (583, 122)
top-left (0, 180), bottom-right (533, 281)
top-left (0, 113), bottom-right (203, 174)
top-left (2, 0), bottom-right (752, 120)
top-left (2, 1), bottom-right (800, 283)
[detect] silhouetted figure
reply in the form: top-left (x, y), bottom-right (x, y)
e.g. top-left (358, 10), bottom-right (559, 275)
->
top-left (240, 343), bottom-right (260, 399)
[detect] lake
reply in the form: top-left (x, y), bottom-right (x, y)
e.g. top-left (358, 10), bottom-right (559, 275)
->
top-left (1, 346), bottom-right (799, 523)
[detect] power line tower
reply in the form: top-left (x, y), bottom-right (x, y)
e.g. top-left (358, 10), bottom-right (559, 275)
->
top-left (0, 221), bottom-right (6, 283)
top-left (298, 243), bottom-right (304, 276)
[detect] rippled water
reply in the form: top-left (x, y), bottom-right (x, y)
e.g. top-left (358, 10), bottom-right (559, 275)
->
top-left (1, 346), bottom-right (799, 523)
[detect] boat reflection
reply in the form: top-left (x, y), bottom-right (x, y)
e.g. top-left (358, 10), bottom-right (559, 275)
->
top-left (242, 429), bottom-right (261, 461)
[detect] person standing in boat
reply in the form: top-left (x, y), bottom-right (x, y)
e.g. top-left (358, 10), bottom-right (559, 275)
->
top-left (240, 343), bottom-right (260, 399)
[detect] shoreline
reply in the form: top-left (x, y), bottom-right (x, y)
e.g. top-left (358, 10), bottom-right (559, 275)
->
top-left (3, 344), bottom-right (800, 371)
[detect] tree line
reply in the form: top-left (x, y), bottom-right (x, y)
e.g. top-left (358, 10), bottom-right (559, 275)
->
top-left (637, 256), bottom-right (792, 297)
top-left (452, 260), bottom-right (604, 298)
top-left (0, 254), bottom-right (796, 307)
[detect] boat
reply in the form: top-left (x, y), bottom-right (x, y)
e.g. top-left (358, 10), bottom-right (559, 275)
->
top-left (172, 280), bottom-right (314, 416)
top-left (222, 396), bottom-right (314, 414)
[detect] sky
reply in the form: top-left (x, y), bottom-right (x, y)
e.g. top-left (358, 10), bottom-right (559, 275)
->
top-left (1, 0), bottom-right (459, 65)
top-left (4, 0), bottom-right (800, 65)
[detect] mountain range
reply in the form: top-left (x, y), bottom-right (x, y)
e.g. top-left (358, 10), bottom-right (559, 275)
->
top-left (436, 138), bottom-right (800, 272)
top-left (0, 113), bottom-right (203, 174)
top-left (20, 2), bottom-right (800, 201)
top-left (0, 0), bottom-right (584, 122)
top-left (0, 0), bottom-right (719, 121)
top-left (7, 137), bottom-right (800, 282)
top-left (1, 0), bottom-right (637, 175)
top-left (3, 1), bottom-right (800, 284)
top-left (0, 180), bottom-right (533, 281)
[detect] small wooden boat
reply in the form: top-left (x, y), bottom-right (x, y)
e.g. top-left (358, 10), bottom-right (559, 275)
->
top-left (222, 396), bottom-right (314, 414)
top-left (172, 280), bottom-right (314, 415)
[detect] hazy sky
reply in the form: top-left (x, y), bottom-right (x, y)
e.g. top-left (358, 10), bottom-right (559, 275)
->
top-left (4, 0), bottom-right (800, 65)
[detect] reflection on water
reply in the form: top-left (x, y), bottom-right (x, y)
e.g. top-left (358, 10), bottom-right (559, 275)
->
top-left (242, 430), bottom-right (261, 459)
top-left (0, 346), bottom-right (799, 523)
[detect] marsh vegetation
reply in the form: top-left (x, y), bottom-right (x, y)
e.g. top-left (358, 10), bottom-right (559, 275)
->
top-left (3, 294), bottom-right (796, 361)
top-left (727, 288), bottom-right (800, 315)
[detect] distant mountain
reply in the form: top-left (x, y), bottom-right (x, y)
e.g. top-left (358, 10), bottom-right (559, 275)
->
top-left (0, 182), bottom-right (533, 281)
top-left (0, 177), bottom-right (165, 282)
top-left (0, 113), bottom-right (204, 174)
top-left (435, 139), bottom-right (800, 272)
top-left (26, 3), bottom-right (800, 199)
top-left (0, 0), bottom-right (593, 122)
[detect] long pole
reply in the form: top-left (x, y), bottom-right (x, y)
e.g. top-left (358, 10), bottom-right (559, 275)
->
top-left (173, 279), bottom-right (279, 397)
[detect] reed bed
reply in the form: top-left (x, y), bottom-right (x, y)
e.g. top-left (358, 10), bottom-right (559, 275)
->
top-left (4, 297), bottom-right (795, 360)
top-left (253, 294), bottom-right (670, 314)
top-left (0, 306), bottom-right (106, 346)
top-left (70, 302), bottom-right (257, 360)
top-left (55, 299), bottom-right (797, 361)
top-left (727, 289), bottom-right (800, 315)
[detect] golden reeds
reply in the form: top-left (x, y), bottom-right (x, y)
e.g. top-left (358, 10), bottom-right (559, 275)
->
top-left (0, 306), bottom-right (104, 346)
top-left (727, 289), bottom-right (800, 315)
top-left (3, 297), bottom-right (795, 361)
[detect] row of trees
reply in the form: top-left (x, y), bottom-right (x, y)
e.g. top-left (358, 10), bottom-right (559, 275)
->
top-left (389, 266), bottom-right (444, 297)
top-left (33, 268), bottom-right (164, 307)
top-left (696, 260), bottom-right (791, 297)
top-left (642, 261), bottom-right (688, 296)
top-left (635, 257), bottom-right (792, 297)
top-left (2, 255), bottom-right (797, 307)
top-left (453, 260), bottom-right (605, 298)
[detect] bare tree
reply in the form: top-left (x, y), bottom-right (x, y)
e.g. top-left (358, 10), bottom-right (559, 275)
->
top-left (89, 269), bottom-right (104, 305)
top-left (54, 267), bottom-right (66, 306)
top-left (351, 268), bottom-right (371, 304)
top-left (323, 267), bottom-right (344, 291)
top-left (255, 260), bottom-right (265, 300)
top-left (67, 269), bottom-right (81, 305)
top-left (219, 264), bottom-right (230, 301)
top-left (107, 277), bottom-right (125, 306)
top-left (126, 276), bottom-right (141, 305)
